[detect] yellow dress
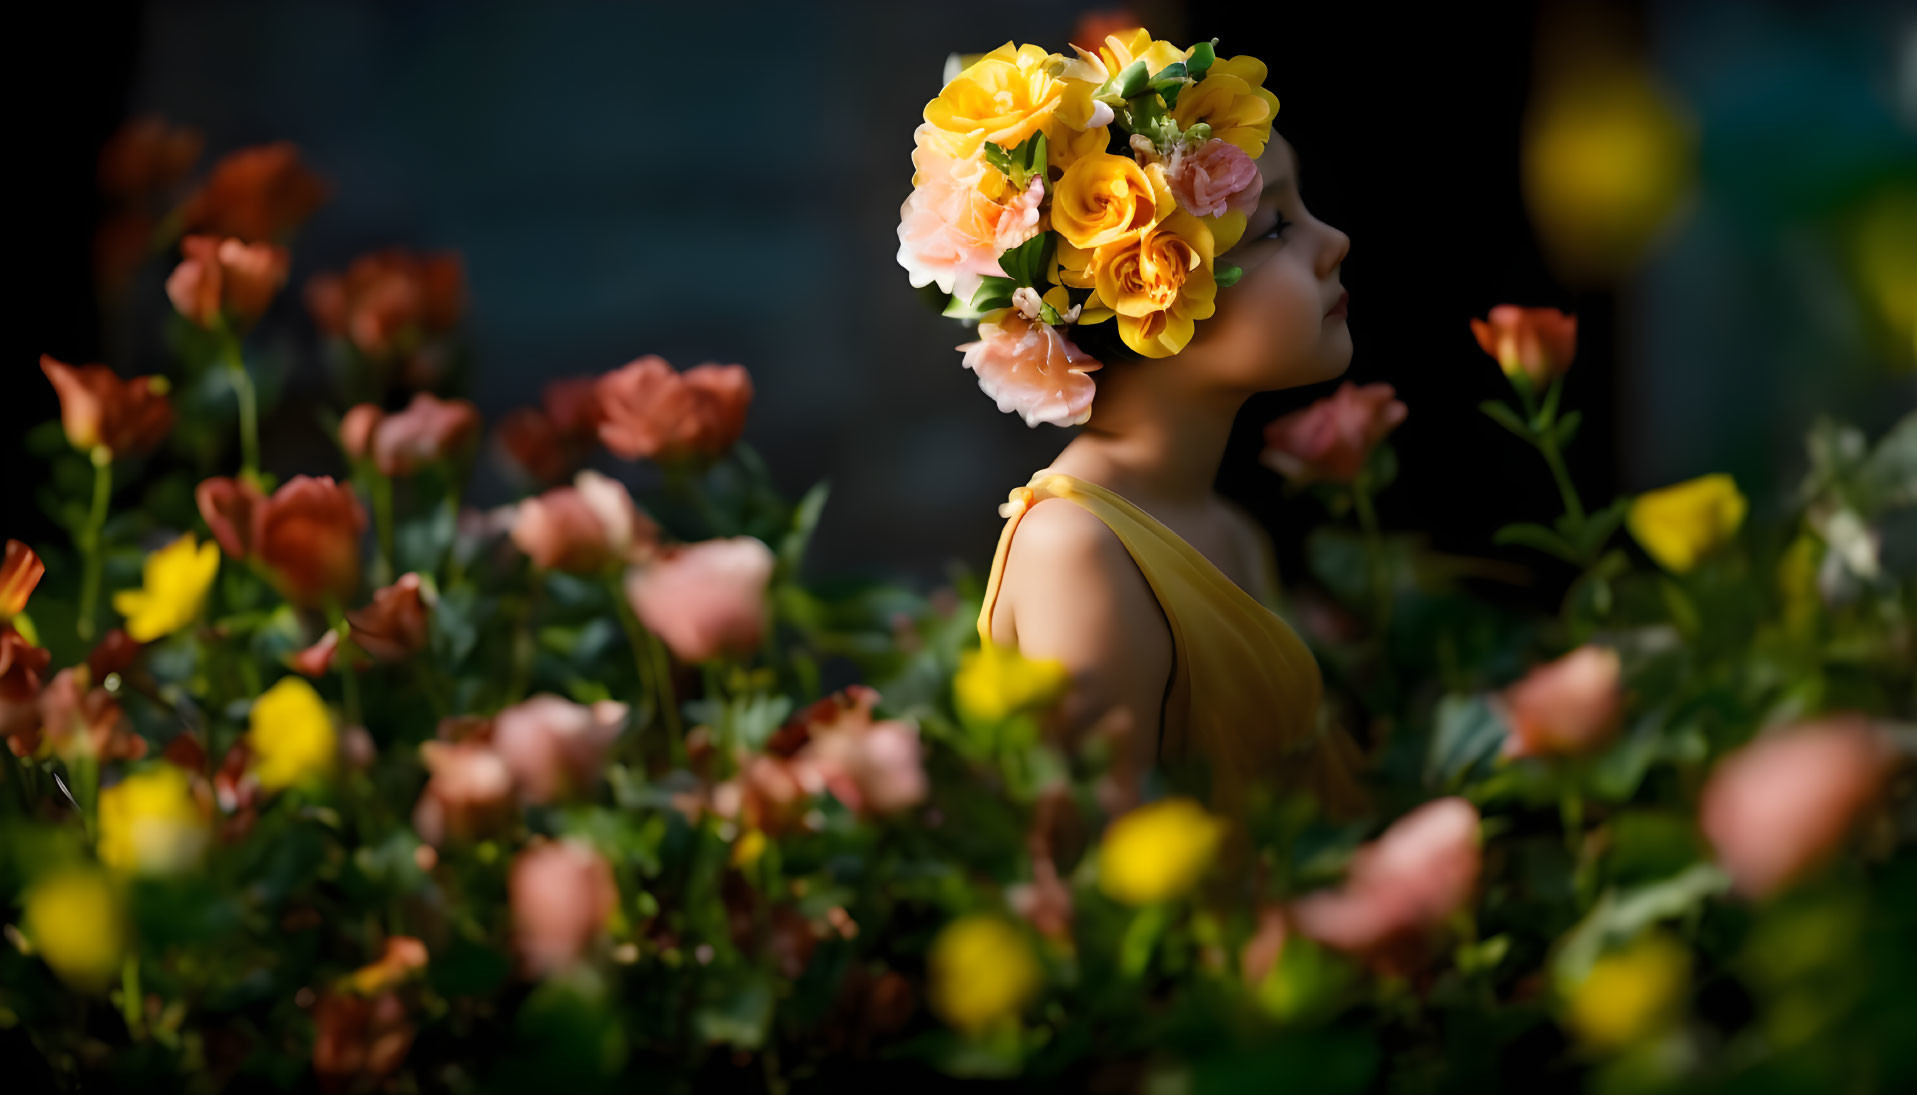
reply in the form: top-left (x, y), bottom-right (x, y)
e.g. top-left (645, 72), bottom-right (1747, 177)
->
top-left (977, 470), bottom-right (1371, 819)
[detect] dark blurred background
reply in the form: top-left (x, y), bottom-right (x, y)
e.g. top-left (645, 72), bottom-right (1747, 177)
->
top-left (10, 0), bottom-right (1915, 603)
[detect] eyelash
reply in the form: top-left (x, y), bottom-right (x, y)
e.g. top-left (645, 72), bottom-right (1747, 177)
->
top-left (1261, 213), bottom-right (1293, 241)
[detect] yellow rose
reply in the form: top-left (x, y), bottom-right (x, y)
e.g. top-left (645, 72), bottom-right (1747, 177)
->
top-left (922, 42), bottom-right (1103, 162)
top-left (112, 533), bottom-right (219, 642)
top-left (247, 676), bottom-right (337, 792)
top-left (98, 764), bottom-right (211, 876)
top-left (928, 915), bottom-right (1040, 1034)
top-left (1048, 123), bottom-right (1113, 174)
top-left (1564, 931), bottom-right (1691, 1051)
top-left (954, 640), bottom-right (1070, 723)
top-left (1051, 152), bottom-right (1174, 250)
top-left (1627, 473), bottom-right (1747, 573)
top-left (1076, 206), bottom-right (1218, 357)
top-left (1098, 797), bottom-right (1225, 905)
top-left (1091, 28), bottom-right (1189, 82)
top-left (22, 868), bottom-right (126, 991)
top-left (1172, 55), bottom-right (1281, 158)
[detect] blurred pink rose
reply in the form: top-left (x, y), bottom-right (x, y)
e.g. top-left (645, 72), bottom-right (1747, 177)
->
top-left (339, 393), bottom-right (480, 477)
top-left (346, 573), bottom-right (432, 662)
top-left (1496, 645), bottom-right (1624, 758)
top-left (624, 536), bottom-right (776, 663)
top-left (1260, 381), bottom-right (1408, 485)
top-left (595, 356), bottom-right (753, 464)
top-left (784, 686), bottom-right (928, 817)
top-left (167, 234), bottom-right (290, 329)
top-left (1700, 716), bottom-right (1895, 899)
top-left (1470, 305), bottom-right (1578, 385)
top-left (412, 740), bottom-right (514, 846)
top-left (1167, 138), bottom-right (1262, 219)
top-left (492, 694), bottom-right (628, 804)
top-left (897, 125), bottom-right (1046, 302)
top-left (957, 311), bottom-right (1103, 428)
top-left (510, 470), bottom-right (657, 574)
top-left (509, 840), bottom-right (617, 976)
top-left (1290, 796), bottom-right (1481, 976)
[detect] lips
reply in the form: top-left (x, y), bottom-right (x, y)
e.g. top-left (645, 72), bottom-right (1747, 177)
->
top-left (1327, 290), bottom-right (1349, 318)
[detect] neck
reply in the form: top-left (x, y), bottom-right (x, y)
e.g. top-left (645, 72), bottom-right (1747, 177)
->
top-left (1049, 373), bottom-right (1246, 508)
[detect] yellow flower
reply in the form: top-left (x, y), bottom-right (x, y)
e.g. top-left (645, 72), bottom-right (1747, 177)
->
top-left (1064, 204), bottom-right (1218, 357)
top-left (954, 640), bottom-right (1070, 723)
top-left (1565, 931), bottom-right (1691, 1051)
top-left (98, 765), bottom-right (211, 876)
top-left (1087, 28), bottom-right (1189, 83)
top-left (1172, 55), bottom-right (1281, 158)
top-left (922, 42), bottom-right (1103, 162)
top-left (247, 676), bottom-right (337, 791)
top-left (928, 915), bottom-right (1040, 1034)
top-left (1051, 152), bottom-right (1173, 250)
top-left (1098, 797), bottom-right (1224, 905)
top-left (22, 868), bottom-right (126, 991)
top-left (112, 533), bottom-right (219, 642)
top-left (1627, 473), bottom-right (1747, 573)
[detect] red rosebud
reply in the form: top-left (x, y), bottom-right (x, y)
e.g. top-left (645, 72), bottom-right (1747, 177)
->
top-left (41, 355), bottom-right (174, 458)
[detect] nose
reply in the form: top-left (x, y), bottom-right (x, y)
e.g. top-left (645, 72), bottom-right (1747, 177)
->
top-left (1317, 222), bottom-right (1351, 279)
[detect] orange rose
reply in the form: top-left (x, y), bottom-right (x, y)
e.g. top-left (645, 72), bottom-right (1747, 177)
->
top-left (305, 249), bottom-right (466, 359)
top-left (345, 573), bottom-right (431, 662)
top-left (254, 477), bottom-right (368, 608)
top-left (184, 142), bottom-right (328, 242)
top-left (1470, 305), bottom-right (1578, 385)
top-left (595, 356), bottom-right (753, 464)
top-left (40, 355), bottom-right (174, 458)
top-left (2, 541), bottom-right (45, 619)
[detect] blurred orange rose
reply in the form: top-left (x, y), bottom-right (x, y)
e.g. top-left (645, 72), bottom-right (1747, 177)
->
top-left (624, 536), bottom-right (776, 663)
top-left (510, 470), bottom-right (657, 574)
top-left (41, 355), bottom-right (174, 458)
top-left (1471, 305), bottom-right (1579, 385)
top-left (412, 739), bottom-right (515, 846)
top-left (184, 141), bottom-right (328, 242)
top-left (245, 476), bottom-right (368, 608)
top-left (98, 116), bottom-right (203, 200)
top-left (595, 356), bottom-right (753, 464)
top-left (194, 476), bottom-right (263, 558)
top-left (345, 573), bottom-right (431, 662)
top-left (312, 990), bottom-right (415, 1092)
top-left (37, 666), bottom-right (146, 764)
top-left (1260, 381), bottom-right (1407, 485)
top-left (1, 626), bottom-right (51, 757)
top-left (2, 540), bottom-right (45, 619)
top-left (1700, 716), bottom-right (1896, 898)
top-left (1496, 645), bottom-right (1625, 758)
top-left (166, 234), bottom-right (290, 329)
top-left (509, 839), bottom-right (616, 976)
top-left (306, 249), bottom-right (465, 360)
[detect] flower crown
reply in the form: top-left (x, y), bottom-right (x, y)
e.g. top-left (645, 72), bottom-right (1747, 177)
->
top-left (897, 29), bottom-right (1279, 427)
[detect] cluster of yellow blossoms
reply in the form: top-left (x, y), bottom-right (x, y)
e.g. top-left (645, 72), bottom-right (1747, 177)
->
top-left (899, 29), bottom-right (1281, 424)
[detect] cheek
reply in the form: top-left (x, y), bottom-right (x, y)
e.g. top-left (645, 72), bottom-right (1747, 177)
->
top-left (1242, 249), bottom-right (1324, 345)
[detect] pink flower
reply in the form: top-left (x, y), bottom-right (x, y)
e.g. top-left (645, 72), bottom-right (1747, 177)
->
top-left (1260, 381), bottom-right (1409, 485)
top-left (1496, 645), bottom-right (1625, 758)
top-left (1290, 797), bottom-right (1481, 976)
top-left (624, 536), bottom-right (776, 663)
top-left (345, 573), bottom-right (432, 662)
top-left (491, 694), bottom-right (628, 804)
top-left (1167, 139), bottom-right (1263, 219)
top-left (510, 470), bottom-right (657, 574)
top-left (1470, 305), bottom-right (1578, 385)
top-left (782, 686), bottom-right (928, 817)
top-left (957, 311), bottom-right (1103, 428)
top-left (339, 393), bottom-right (481, 477)
top-left (1700, 716), bottom-right (1895, 899)
top-left (166, 235), bottom-right (290, 329)
top-left (594, 356), bottom-right (753, 464)
top-left (509, 840), bottom-right (617, 976)
top-left (896, 125), bottom-right (1047, 301)
top-left (412, 739), bottom-right (515, 847)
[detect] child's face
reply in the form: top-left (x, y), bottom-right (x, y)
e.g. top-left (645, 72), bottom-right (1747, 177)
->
top-left (1189, 136), bottom-right (1353, 392)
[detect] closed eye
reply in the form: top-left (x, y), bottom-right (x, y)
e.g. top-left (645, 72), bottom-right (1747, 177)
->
top-left (1259, 212), bottom-right (1293, 241)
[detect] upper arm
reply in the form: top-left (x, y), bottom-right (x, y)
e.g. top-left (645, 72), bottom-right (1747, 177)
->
top-left (992, 498), bottom-right (1172, 765)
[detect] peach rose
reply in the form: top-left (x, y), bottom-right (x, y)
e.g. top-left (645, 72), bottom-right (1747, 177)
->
top-left (166, 234), bottom-right (290, 329)
top-left (183, 142), bottom-right (328, 242)
top-left (509, 840), bottom-right (617, 976)
top-left (771, 685), bottom-right (929, 818)
top-left (40, 355), bottom-right (174, 458)
top-left (624, 536), bottom-right (776, 663)
top-left (897, 126), bottom-right (1047, 301)
top-left (345, 573), bottom-right (431, 662)
top-left (1167, 138), bottom-right (1263, 219)
top-left (1290, 797), bottom-right (1482, 976)
top-left (957, 310), bottom-right (1103, 428)
top-left (254, 476), bottom-right (369, 608)
top-left (1260, 381), bottom-right (1408, 485)
top-left (595, 356), bottom-right (754, 464)
top-left (1496, 645), bottom-right (1625, 758)
top-left (1470, 305), bottom-right (1578, 385)
top-left (491, 694), bottom-right (628, 804)
top-left (412, 739), bottom-right (515, 846)
top-left (1700, 716), bottom-right (1895, 898)
top-left (510, 470), bottom-right (657, 574)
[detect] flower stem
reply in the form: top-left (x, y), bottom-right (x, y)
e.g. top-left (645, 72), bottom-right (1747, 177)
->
top-left (77, 450), bottom-right (113, 643)
top-left (120, 954), bottom-right (144, 1039)
top-left (1537, 431), bottom-right (1586, 529)
top-left (223, 339), bottom-right (260, 480)
top-left (370, 473), bottom-right (396, 587)
top-left (1351, 478), bottom-right (1392, 634)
